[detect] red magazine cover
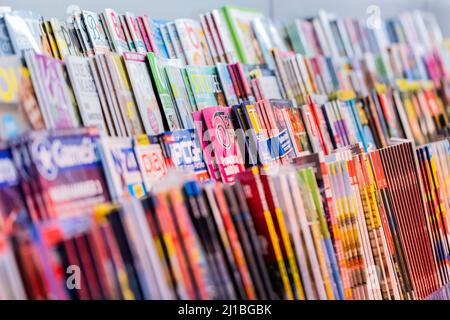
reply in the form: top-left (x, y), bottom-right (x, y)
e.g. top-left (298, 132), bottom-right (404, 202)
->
top-left (213, 184), bottom-right (256, 299)
top-left (236, 168), bottom-right (293, 300)
top-left (167, 187), bottom-right (215, 299)
top-left (259, 173), bottom-right (305, 300)
top-left (154, 192), bottom-right (194, 299)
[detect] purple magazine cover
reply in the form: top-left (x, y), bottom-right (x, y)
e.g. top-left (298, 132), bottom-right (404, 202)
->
top-left (32, 52), bottom-right (79, 129)
top-left (0, 142), bottom-right (28, 229)
top-left (10, 137), bottom-right (42, 222)
top-left (24, 128), bottom-right (110, 219)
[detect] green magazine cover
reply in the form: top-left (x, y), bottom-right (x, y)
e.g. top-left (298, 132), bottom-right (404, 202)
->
top-left (185, 65), bottom-right (226, 109)
top-left (220, 5), bottom-right (264, 64)
top-left (147, 52), bottom-right (181, 130)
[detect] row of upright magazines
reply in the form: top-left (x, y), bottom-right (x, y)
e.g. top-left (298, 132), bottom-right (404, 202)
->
top-left (0, 4), bottom-right (449, 300)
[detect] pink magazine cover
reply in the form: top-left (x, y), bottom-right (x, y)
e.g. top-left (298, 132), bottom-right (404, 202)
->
top-left (136, 16), bottom-right (153, 52)
top-left (201, 106), bottom-right (244, 184)
top-left (192, 110), bottom-right (221, 181)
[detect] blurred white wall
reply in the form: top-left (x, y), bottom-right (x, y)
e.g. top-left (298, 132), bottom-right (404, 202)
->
top-left (2, 0), bottom-right (448, 35)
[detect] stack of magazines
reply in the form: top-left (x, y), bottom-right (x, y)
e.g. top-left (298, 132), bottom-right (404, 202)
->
top-left (0, 4), bottom-right (449, 300)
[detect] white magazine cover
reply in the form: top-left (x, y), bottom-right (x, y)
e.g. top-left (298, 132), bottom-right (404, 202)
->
top-left (88, 57), bottom-right (116, 136)
top-left (124, 12), bottom-right (147, 54)
top-left (175, 19), bottom-right (210, 65)
top-left (103, 8), bottom-right (130, 53)
top-left (65, 55), bottom-right (108, 134)
top-left (98, 136), bottom-right (146, 201)
top-left (81, 10), bottom-right (111, 54)
top-left (123, 51), bottom-right (165, 135)
top-left (133, 137), bottom-right (167, 192)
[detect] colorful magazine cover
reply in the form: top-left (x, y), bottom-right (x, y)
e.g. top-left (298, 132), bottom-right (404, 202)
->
top-left (0, 142), bottom-right (27, 227)
top-left (123, 52), bottom-right (165, 135)
top-left (147, 19), bottom-right (170, 58)
top-left (221, 6), bottom-right (264, 64)
top-left (98, 136), bottom-right (146, 200)
top-left (158, 129), bottom-right (209, 181)
top-left (201, 106), bottom-right (244, 184)
top-left (103, 8), bottom-right (130, 53)
top-left (192, 110), bottom-right (221, 181)
top-left (185, 65), bottom-right (226, 109)
top-left (147, 52), bottom-right (180, 130)
top-left (81, 10), bottom-right (111, 54)
top-left (24, 51), bottom-right (79, 129)
top-left (124, 12), bottom-right (147, 54)
top-left (26, 128), bottom-right (111, 219)
top-left (133, 135), bottom-right (167, 192)
top-left (105, 52), bottom-right (144, 135)
top-left (216, 63), bottom-right (239, 106)
top-left (164, 63), bottom-right (195, 129)
top-left (175, 19), bottom-right (211, 65)
top-left (0, 55), bottom-right (46, 139)
top-left (166, 21), bottom-right (186, 63)
top-left (251, 17), bottom-right (276, 69)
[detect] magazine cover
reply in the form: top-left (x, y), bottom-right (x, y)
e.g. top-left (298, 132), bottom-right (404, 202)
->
top-left (119, 14), bottom-right (135, 52)
top-left (4, 12), bottom-right (42, 54)
top-left (65, 56), bottom-right (108, 134)
top-left (24, 51), bottom-right (79, 129)
top-left (200, 14), bottom-right (219, 63)
top-left (26, 128), bottom-right (110, 219)
top-left (124, 12), bottom-right (147, 54)
top-left (136, 15), bottom-right (154, 52)
top-left (175, 19), bottom-right (211, 65)
top-left (221, 6), bottom-right (264, 64)
top-left (103, 8), bottom-right (130, 53)
top-left (0, 55), bottom-right (46, 139)
top-left (164, 64), bottom-right (195, 129)
top-left (0, 16), bottom-right (14, 55)
top-left (192, 111), bottom-right (221, 181)
top-left (134, 135), bottom-right (167, 192)
top-left (157, 22), bottom-right (174, 58)
top-left (148, 19), bottom-right (170, 58)
top-left (123, 52), bottom-right (165, 135)
top-left (81, 10), bottom-right (111, 54)
top-left (48, 18), bottom-right (74, 59)
top-left (159, 129), bottom-right (209, 181)
top-left (166, 21), bottom-right (186, 63)
top-left (0, 142), bottom-right (27, 226)
top-left (201, 106), bottom-right (244, 184)
top-left (185, 65), bottom-right (226, 109)
top-left (105, 53), bottom-right (145, 135)
top-left (216, 63), bottom-right (239, 106)
top-left (73, 10), bottom-right (94, 56)
top-left (251, 17), bottom-right (276, 69)
top-left (211, 9), bottom-right (239, 63)
top-left (98, 136), bottom-right (146, 200)
top-left (92, 54), bottom-right (126, 136)
top-left (147, 52), bottom-right (180, 130)
top-left (236, 169), bottom-right (292, 299)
